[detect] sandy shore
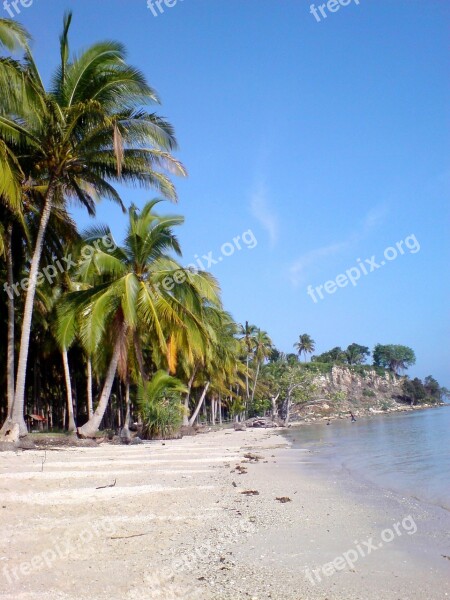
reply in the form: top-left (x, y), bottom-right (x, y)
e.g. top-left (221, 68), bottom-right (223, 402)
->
top-left (0, 428), bottom-right (448, 600)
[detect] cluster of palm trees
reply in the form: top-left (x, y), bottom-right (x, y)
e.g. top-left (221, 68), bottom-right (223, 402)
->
top-left (0, 15), bottom-right (277, 440)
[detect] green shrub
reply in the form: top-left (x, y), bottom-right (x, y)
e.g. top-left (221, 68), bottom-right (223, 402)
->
top-left (363, 389), bottom-right (376, 398)
top-left (300, 362), bottom-right (333, 375)
top-left (138, 371), bottom-right (187, 439)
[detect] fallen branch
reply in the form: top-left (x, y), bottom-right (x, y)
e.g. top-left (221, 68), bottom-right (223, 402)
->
top-left (110, 532), bottom-right (151, 540)
top-left (96, 479), bottom-right (117, 490)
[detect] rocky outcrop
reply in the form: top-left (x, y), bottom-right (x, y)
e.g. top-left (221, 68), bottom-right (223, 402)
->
top-left (291, 366), bottom-right (414, 422)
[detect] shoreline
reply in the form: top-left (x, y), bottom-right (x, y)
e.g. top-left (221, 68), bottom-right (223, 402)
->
top-left (0, 428), bottom-right (449, 600)
top-left (289, 400), bottom-right (447, 427)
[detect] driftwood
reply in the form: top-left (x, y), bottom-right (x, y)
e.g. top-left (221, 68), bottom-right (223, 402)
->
top-left (96, 479), bottom-right (117, 490)
top-left (111, 532), bottom-right (151, 540)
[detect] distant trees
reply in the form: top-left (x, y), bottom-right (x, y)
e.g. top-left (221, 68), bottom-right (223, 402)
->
top-left (345, 343), bottom-right (370, 365)
top-left (373, 344), bottom-right (416, 374)
top-left (310, 342), bottom-right (417, 375)
top-left (262, 358), bottom-right (317, 426)
top-left (311, 343), bottom-right (369, 366)
top-left (312, 346), bottom-right (347, 364)
top-left (402, 376), bottom-right (444, 406)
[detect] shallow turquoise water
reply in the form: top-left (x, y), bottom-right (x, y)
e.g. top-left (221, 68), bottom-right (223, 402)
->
top-left (289, 406), bottom-right (450, 510)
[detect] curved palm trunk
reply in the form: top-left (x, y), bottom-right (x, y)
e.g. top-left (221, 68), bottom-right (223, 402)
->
top-left (183, 368), bottom-right (197, 426)
top-left (77, 338), bottom-right (121, 438)
top-left (62, 349), bottom-right (76, 433)
top-left (86, 357), bottom-right (94, 419)
top-left (6, 224), bottom-right (15, 418)
top-left (188, 382), bottom-right (210, 426)
top-left (12, 187), bottom-right (55, 436)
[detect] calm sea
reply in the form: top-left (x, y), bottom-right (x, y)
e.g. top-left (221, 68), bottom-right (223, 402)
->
top-left (289, 406), bottom-right (450, 511)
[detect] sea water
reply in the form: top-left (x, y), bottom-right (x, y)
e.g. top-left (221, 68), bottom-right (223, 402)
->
top-left (289, 406), bottom-right (450, 510)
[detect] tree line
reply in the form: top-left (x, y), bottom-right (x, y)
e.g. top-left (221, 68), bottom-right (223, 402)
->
top-left (0, 16), bottom-right (446, 443)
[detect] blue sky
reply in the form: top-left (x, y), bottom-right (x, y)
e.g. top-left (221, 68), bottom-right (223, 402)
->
top-left (12, 0), bottom-right (449, 384)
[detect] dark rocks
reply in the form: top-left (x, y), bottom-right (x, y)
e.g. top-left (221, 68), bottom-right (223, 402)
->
top-left (245, 417), bottom-right (278, 428)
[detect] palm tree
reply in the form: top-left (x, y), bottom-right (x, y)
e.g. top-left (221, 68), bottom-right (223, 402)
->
top-left (294, 333), bottom-right (316, 362)
top-left (0, 19), bottom-right (30, 437)
top-left (238, 321), bottom-right (257, 410)
top-left (59, 200), bottom-right (220, 437)
top-left (0, 13), bottom-right (186, 437)
top-left (250, 329), bottom-right (273, 405)
top-left (188, 309), bottom-right (241, 426)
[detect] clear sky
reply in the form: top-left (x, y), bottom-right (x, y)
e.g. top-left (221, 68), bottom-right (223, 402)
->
top-left (11, 0), bottom-right (449, 384)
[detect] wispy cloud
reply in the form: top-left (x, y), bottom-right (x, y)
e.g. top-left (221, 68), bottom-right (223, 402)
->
top-left (250, 182), bottom-right (279, 247)
top-left (289, 205), bottom-right (387, 286)
top-left (289, 241), bottom-right (349, 286)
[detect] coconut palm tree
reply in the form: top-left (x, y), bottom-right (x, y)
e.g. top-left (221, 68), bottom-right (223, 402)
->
top-left (238, 321), bottom-right (257, 410)
top-left (294, 333), bottom-right (316, 362)
top-left (0, 13), bottom-right (186, 436)
top-left (187, 309), bottom-right (241, 426)
top-left (58, 200), bottom-right (220, 437)
top-left (250, 329), bottom-right (273, 405)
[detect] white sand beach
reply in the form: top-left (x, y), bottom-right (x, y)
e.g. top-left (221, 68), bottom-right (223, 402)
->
top-left (0, 429), bottom-right (449, 600)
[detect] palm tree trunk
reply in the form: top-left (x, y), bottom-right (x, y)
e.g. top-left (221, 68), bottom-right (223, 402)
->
top-left (6, 223), bottom-right (15, 419)
top-left (11, 186), bottom-right (55, 436)
top-left (250, 361), bottom-right (261, 404)
top-left (188, 382), bottom-right (210, 426)
top-left (245, 355), bottom-right (250, 400)
top-left (86, 357), bottom-right (94, 419)
top-left (62, 348), bottom-right (76, 433)
top-left (211, 396), bottom-right (216, 426)
top-left (77, 338), bottom-right (122, 438)
top-left (120, 379), bottom-right (131, 443)
top-left (218, 395), bottom-right (222, 425)
top-left (183, 368), bottom-right (197, 426)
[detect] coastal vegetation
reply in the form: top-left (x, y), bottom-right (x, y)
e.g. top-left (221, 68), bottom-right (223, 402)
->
top-left (0, 15), bottom-right (446, 444)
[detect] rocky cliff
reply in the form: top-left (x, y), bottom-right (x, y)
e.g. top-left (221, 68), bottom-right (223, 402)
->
top-left (291, 366), bottom-right (431, 422)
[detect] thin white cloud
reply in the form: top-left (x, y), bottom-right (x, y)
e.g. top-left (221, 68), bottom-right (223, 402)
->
top-left (289, 241), bottom-right (349, 286)
top-left (289, 205), bottom-right (387, 287)
top-left (250, 183), bottom-right (279, 247)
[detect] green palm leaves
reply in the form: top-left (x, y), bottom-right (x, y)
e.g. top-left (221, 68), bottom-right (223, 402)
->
top-left (294, 333), bottom-right (316, 362)
top-left (0, 13), bottom-right (187, 435)
top-left (57, 200), bottom-right (222, 436)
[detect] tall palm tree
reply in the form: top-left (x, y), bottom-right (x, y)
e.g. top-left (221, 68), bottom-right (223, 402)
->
top-left (238, 321), bottom-right (257, 409)
top-left (58, 201), bottom-right (220, 437)
top-left (294, 333), bottom-right (316, 362)
top-left (0, 13), bottom-right (186, 436)
top-left (0, 19), bottom-right (30, 434)
top-left (250, 329), bottom-right (273, 404)
top-left (187, 309), bottom-right (241, 426)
